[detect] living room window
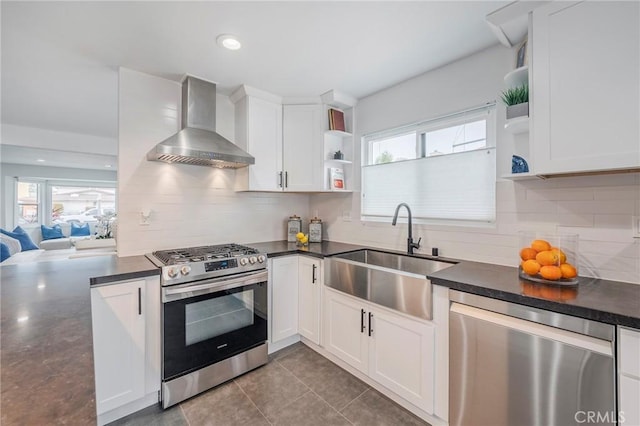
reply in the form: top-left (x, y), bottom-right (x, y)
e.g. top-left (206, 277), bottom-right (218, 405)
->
top-left (361, 104), bottom-right (496, 224)
top-left (16, 181), bottom-right (41, 226)
top-left (50, 185), bottom-right (116, 224)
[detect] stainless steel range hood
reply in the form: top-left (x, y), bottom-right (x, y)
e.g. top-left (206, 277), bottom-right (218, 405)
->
top-left (147, 76), bottom-right (254, 168)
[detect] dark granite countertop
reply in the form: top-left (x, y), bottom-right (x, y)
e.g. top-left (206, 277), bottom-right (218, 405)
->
top-left (252, 240), bottom-right (639, 328)
top-left (0, 255), bottom-right (159, 425)
top-left (248, 240), bottom-right (369, 259)
top-left (427, 260), bottom-right (640, 329)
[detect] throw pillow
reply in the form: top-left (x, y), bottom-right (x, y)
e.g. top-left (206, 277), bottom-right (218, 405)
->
top-left (0, 227), bottom-right (39, 251)
top-left (0, 242), bottom-right (10, 262)
top-left (41, 224), bottom-right (65, 240)
top-left (0, 233), bottom-right (22, 256)
top-left (70, 222), bottom-right (91, 237)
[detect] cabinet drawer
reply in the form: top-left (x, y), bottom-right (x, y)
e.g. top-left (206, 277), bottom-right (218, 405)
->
top-left (619, 327), bottom-right (640, 377)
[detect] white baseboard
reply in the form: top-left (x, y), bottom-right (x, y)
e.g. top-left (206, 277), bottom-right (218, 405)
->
top-left (97, 391), bottom-right (159, 426)
top-left (268, 334), bottom-right (301, 354)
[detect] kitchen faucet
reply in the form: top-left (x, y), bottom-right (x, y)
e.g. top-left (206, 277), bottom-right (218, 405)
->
top-left (392, 202), bottom-right (421, 255)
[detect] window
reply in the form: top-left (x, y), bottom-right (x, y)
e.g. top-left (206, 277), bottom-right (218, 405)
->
top-left (16, 181), bottom-right (41, 226)
top-left (362, 104), bottom-right (496, 224)
top-left (50, 185), bottom-right (116, 224)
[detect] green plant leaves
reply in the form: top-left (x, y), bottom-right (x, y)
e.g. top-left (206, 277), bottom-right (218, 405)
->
top-left (501, 84), bottom-right (529, 106)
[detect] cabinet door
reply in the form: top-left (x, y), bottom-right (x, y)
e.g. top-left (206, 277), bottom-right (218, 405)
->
top-left (620, 375), bottom-right (640, 426)
top-left (283, 104), bottom-right (324, 191)
top-left (532, 1), bottom-right (640, 175)
top-left (323, 288), bottom-right (368, 374)
top-left (368, 307), bottom-right (434, 414)
top-left (298, 256), bottom-right (321, 345)
top-left (270, 256), bottom-right (299, 342)
top-left (91, 280), bottom-right (146, 414)
top-left (236, 96), bottom-right (283, 191)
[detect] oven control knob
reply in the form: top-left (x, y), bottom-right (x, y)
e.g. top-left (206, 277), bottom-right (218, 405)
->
top-left (167, 267), bottom-right (179, 279)
top-left (249, 256), bottom-right (257, 264)
top-left (180, 265), bottom-right (191, 276)
top-left (239, 257), bottom-right (249, 266)
top-left (257, 255), bottom-right (266, 263)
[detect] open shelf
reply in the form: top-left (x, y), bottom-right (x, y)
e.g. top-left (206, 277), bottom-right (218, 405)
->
top-left (504, 116), bottom-right (529, 134)
top-left (325, 159), bottom-right (352, 165)
top-left (501, 172), bottom-right (538, 180)
top-left (325, 129), bottom-right (352, 138)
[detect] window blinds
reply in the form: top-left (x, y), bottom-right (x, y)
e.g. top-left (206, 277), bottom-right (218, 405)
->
top-left (361, 147), bottom-right (496, 222)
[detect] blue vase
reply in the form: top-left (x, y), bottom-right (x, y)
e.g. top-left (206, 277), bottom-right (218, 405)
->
top-left (512, 155), bottom-right (529, 174)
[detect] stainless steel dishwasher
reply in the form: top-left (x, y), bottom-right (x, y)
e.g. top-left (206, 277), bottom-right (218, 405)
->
top-left (449, 290), bottom-right (616, 426)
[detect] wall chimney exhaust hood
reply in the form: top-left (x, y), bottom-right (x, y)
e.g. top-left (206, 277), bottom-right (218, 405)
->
top-left (147, 76), bottom-right (254, 168)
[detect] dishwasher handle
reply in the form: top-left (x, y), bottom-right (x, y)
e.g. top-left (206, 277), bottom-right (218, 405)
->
top-left (450, 302), bottom-right (613, 357)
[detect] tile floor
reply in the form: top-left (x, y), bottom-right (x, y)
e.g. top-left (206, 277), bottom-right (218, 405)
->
top-left (110, 342), bottom-right (430, 426)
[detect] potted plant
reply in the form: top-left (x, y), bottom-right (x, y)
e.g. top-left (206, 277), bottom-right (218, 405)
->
top-left (501, 84), bottom-right (529, 119)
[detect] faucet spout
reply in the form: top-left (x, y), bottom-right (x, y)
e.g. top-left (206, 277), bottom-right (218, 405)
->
top-left (392, 203), bottom-right (421, 255)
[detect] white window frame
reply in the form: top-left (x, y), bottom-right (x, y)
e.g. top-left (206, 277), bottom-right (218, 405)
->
top-left (361, 103), bottom-right (497, 226)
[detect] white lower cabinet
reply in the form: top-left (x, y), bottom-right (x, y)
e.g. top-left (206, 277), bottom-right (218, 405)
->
top-left (323, 287), bottom-right (435, 414)
top-left (270, 256), bottom-right (299, 343)
top-left (618, 327), bottom-right (640, 426)
top-left (91, 276), bottom-right (160, 425)
top-left (298, 256), bottom-right (321, 345)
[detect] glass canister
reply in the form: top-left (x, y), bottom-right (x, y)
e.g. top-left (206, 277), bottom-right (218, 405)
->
top-left (309, 217), bottom-right (322, 243)
top-left (287, 215), bottom-right (302, 242)
top-left (518, 231), bottom-right (579, 285)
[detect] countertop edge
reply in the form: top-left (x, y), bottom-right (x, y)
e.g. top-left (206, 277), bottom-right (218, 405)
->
top-left (429, 276), bottom-right (640, 329)
top-left (90, 268), bottom-right (160, 286)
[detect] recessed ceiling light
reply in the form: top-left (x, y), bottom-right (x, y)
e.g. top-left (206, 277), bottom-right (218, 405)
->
top-left (36, 159), bottom-right (45, 162)
top-left (104, 164), bottom-right (112, 168)
top-left (216, 34), bottom-right (242, 50)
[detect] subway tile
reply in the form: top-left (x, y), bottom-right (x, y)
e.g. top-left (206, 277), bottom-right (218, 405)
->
top-left (525, 188), bottom-right (594, 202)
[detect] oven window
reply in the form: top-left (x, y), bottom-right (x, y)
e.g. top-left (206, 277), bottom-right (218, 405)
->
top-left (185, 290), bottom-right (254, 346)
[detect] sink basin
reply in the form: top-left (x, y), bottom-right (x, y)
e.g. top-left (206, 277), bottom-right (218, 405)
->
top-left (332, 249), bottom-right (455, 276)
top-left (327, 249), bottom-right (456, 320)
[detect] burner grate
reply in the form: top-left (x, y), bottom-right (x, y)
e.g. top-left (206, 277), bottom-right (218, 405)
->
top-left (153, 243), bottom-right (260, 265)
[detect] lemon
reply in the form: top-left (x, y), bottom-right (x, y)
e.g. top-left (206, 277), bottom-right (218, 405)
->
top-left (296, 232), bottom-right (304, 239)
top-left (300, 236), bottom-right (308, 244)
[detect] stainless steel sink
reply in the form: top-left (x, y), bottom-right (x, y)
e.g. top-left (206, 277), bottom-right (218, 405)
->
top-left (326, 249), bottom-right (456, 320)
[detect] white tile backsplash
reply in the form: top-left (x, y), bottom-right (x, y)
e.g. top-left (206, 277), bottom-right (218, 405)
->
top-left (312, 174), bottom-right (640, 284)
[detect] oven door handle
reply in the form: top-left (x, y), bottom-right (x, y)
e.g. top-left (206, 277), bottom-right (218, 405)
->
top-left (164, 270), bottom-right (268, 302)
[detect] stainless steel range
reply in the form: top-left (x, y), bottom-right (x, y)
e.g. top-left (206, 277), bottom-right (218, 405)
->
top-left (146, 244), bottom-right (268, 408)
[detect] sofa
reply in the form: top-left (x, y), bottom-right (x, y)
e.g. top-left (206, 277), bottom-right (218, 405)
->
top-left (1, 223), bottom-right (116, 264)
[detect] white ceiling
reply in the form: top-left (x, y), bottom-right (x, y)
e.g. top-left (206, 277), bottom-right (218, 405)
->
top-left (1, 1), bottom-right (507, 168)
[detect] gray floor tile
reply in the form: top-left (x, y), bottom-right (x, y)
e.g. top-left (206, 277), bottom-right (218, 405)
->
top-left (234, 361), bottom-right (310, 421)
top-left (277, 345), bottom-right (369, 411)
top-left (340, 388), bottom-right (430, 426)
top-left (180, 380), bottom-right (269, 426)
top-left (108, 403), bottom-right (187, 426)
top-left (270, 391), bottom-right (352, 426)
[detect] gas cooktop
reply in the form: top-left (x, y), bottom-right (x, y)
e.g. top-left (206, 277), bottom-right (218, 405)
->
top-left (151, 243), bottom-right (261, 266)
top-left (146, 243), bottom-right (267, 286)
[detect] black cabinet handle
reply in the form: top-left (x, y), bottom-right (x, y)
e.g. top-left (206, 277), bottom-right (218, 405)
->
top-left (138, 287), bottom-right (142, 315)
top-left (312, 264), bottom-right (317, 283)
top-left (278, 171), bottom-right (283, 188)
top-left (360, 309), bottom-right (366, 333)
top-left (368, 312), bottom-right (373, 336)
top-left (285, 171), bottom-right (289, 188)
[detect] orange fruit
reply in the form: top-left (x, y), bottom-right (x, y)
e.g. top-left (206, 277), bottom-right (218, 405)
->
top-left (560, 263), bottom-right (577, 279)
top-left (536, 250), bottom-right (560, 266)
top-left (539, 265), bottom-right (562, 281)
top-left (520, 247), bottom-right (538, 261)
top-left (550, 247), bottom-right (567, 264)
top-left (522, 259), bottom-right (541, 276)
top-left (531, 239), bottom-right (552, 252)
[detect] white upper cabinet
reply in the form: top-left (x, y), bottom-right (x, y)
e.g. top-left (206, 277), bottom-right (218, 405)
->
top-left (531, 1), bottom-right (640, 176)
top-left (283, 104), bottom-right (324, 191)
top-left (232, 86), bottom-right (283, 191)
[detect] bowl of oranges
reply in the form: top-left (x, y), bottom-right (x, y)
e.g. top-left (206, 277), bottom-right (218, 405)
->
top-left (519, 232), bottom-right (579, 285)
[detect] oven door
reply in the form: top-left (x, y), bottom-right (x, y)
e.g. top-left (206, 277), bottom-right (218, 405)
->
top-left (162, 270), bottom-right (268, 381)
